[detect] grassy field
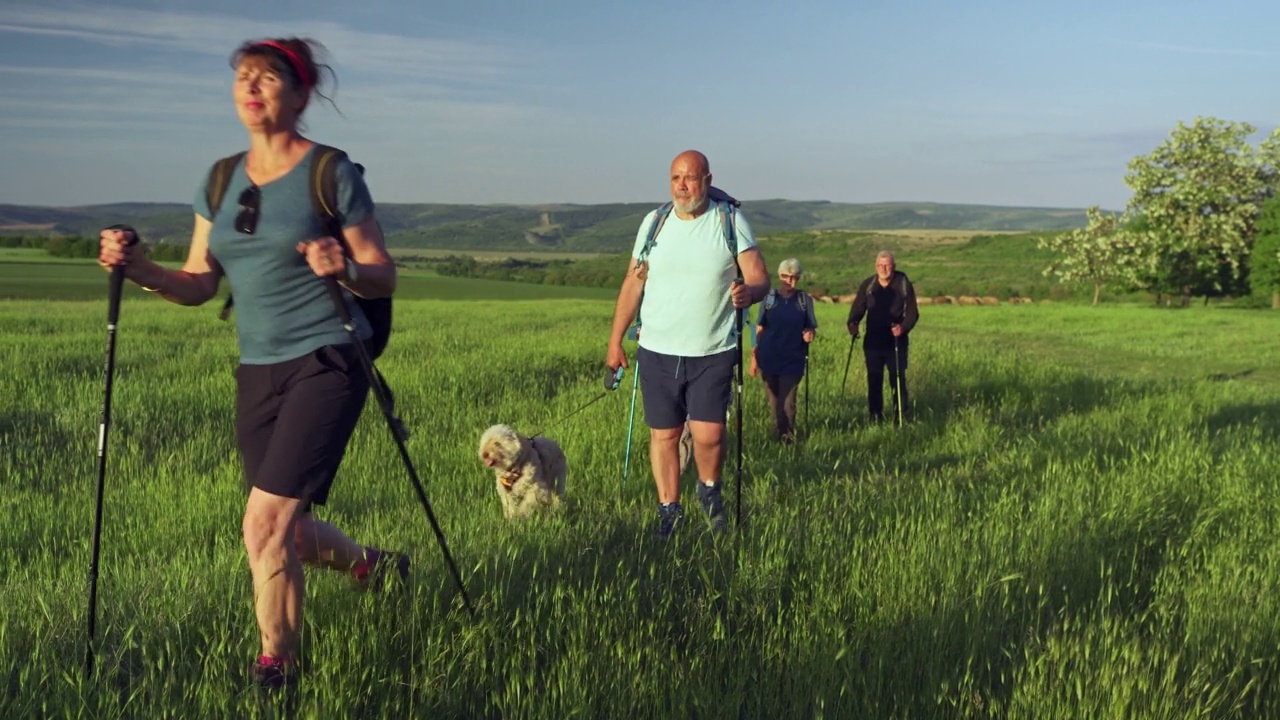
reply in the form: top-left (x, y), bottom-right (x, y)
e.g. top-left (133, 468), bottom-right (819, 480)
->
top-left (3, 288), bottom-right (1279, 718)
top-left (0, 247), bottom-right (100, 264)
top-left (0, 254), bottom-right (618, 303)
top-left (389, 248), bottom-right (609, 263)
top-left (2, 228), bottom-right (1095, 301)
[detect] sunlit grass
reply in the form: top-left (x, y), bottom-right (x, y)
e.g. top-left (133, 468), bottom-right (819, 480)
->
top-left (2, 298), bottom-right (1278, 718)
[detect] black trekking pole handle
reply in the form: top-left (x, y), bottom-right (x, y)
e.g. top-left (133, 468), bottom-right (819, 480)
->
top-left (104, 225), bottom-right (139, 325)
top-left (86, 225), bottom-right (139, 678)
top-left (322, 277), bottom-right (477, 618)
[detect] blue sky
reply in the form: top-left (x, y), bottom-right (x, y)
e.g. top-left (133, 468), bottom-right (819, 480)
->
top-left (1, 0), bottom-right (1277, 210)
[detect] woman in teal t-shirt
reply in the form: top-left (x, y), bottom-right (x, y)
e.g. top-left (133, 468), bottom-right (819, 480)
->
top-left (98, 37), bottom-right (405, 691)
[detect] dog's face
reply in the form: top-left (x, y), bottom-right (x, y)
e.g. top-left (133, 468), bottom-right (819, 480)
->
top-left (479, 424), bottom-right (523, 469)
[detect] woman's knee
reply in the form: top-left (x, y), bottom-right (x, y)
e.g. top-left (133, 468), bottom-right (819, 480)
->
top-left (242, 496), bottom-right (300, 556)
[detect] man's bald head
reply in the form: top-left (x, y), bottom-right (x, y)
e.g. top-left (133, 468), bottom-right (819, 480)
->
top-left (669, 150), bottom-right (712, 217)
top-left (671, 150), bottom-right (710, 176)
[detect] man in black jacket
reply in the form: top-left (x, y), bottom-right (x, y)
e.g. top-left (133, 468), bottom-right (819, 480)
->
top-left (846, 251), bottom-right (919, 425)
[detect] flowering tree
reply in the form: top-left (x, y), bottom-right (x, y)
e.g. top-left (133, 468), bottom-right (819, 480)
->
top-left (1123, 117), bottom-right (1280, 306)
top-left (1039, 206), bottom-right (1151, 306)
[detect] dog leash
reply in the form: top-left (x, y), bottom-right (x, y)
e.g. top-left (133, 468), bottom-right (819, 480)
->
top-left (528, 367), bottom-right (625, 438)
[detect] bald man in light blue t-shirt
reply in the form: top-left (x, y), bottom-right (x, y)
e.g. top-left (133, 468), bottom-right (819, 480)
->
top-left (606, 150), bottom-right (770, 539)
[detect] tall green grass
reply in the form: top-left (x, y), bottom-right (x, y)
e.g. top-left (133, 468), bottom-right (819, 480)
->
top-left (0, 258), bottom-right (617, 302)
top-left (2, 299), bottom-right (1278, 718)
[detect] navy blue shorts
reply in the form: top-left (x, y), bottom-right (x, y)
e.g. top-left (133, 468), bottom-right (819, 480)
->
top-left (235, 343), bottom-right (370, 508)
top-left (637, 346), bottom-right (737, 430)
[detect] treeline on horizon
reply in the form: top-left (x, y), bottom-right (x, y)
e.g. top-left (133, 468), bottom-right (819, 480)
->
top-left (6, 226), bottom-right (1274, 307)
top-left (412, 232), bottom-right (1086, 302)
top-left (1, 234), bottom-right (188, 262)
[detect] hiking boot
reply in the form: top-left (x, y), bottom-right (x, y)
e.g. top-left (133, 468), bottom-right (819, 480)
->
top-left (697, 483), bottom-right (728, 533)
top-left (656, 502), bottom-right (684, 540)
top-left (353, 547), bottom-right (410, 592)
top-left (252, 654), bottom-right (298, 692)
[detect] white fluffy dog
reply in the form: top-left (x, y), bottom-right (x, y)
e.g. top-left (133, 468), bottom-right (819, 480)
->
top-left (478, 424), bottom-right (568, 519)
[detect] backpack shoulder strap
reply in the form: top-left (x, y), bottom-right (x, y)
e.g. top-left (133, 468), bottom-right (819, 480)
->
top-left (637, 203), bottom-right (673, 264)
top-left (631, 202), bottom-right (674, 337)
top-left (209, 151), bottom-right (246, 322)
top-left (717, 200), bottom-right (738, 261)
top-left (309, 144), bottom-right (347, 239)
top-left (717, 199), bottom-right (749, 345)
top-left (205, 151), bottom-right (247, 219)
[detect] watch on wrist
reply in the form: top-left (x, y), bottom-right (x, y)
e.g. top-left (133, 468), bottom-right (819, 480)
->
top-left (344, 258), bottom-right (359, 284)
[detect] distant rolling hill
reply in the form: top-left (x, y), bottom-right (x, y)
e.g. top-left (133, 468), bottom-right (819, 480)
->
top-left (0, 199), bottom-right (1087, 253)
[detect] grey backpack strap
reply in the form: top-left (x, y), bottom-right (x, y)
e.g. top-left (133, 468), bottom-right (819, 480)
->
top-left (632, 203), bottom-right (673, 338)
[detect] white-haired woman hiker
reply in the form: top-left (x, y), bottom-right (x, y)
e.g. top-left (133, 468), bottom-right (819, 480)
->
top-left (749, 258), bottom-right (817, 443)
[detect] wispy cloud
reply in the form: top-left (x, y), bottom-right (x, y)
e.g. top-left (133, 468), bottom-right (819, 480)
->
top-left (0, 4), bottom-right (538, 88)
top-left (1131, 41), bottom-right (1274, 59)
top-left (0, 2), bottom-right (557, 147)
top-left (0, 64), bottom-right (225, 89)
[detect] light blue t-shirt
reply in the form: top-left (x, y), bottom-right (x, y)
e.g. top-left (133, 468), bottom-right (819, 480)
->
top-left (195, 145), bottom-right (374, 365)
top-left (631, 202), bottom-right (758, 357)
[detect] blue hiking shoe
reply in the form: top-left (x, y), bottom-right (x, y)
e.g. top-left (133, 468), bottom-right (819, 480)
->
top-left (697, 482), bottom-right (728, 533)
top-left (656, 502), bottom-right (684, 540)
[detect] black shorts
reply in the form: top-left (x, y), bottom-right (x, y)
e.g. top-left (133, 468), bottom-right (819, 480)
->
top-left (637, 346), bottom-right (737, 430)
top-left (235, 343), bottom-right (370, 508)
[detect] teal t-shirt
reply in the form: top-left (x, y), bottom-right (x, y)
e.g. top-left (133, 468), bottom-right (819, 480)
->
top-left (631, 203), bottom-right (758, 357)
top-left (195, 145), bottom-right (374, 365)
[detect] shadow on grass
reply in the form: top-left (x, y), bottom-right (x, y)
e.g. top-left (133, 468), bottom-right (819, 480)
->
top-left (1, 410), bottom-right (79, 495)
top-left (1207, 399), bottom-right (1280, 440)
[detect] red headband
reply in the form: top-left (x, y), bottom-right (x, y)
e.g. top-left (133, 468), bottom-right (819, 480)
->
top-left (253, 40), bottom-right (313, 89)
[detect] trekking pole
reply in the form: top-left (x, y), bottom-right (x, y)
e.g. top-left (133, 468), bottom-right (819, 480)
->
top-left (622, 361), bottom-right (639, 485)
top-left (85, 226), bottom-right (137, 678)
top-left (734, 278), bottom-right (745, 528)
top-left (893, 334), bottom-right (904, 427)
top-left (322, 278), bottom-right (475, 619)
top-left (803, 344), bottom-right (810, 445)
top-left (841, 333), bottom-right (855, 395)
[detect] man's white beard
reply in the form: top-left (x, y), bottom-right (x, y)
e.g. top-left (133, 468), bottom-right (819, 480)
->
top-left (674, 194), bottom-right (707, 215)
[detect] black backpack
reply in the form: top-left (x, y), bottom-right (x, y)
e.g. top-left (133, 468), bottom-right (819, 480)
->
top-left (205, 145), bottom-right (407, 439)
top-left (205, 144), bottom-right (392, 359)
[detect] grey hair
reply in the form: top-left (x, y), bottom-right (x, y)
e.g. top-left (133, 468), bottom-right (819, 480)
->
top-left (778, 258), bottom-right (803, 276)
top-left (876, 250), bottom-right (895, 262)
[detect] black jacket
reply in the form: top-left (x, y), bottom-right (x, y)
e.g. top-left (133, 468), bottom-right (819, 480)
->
top-left (847, 271), bottom-right (919, 351)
